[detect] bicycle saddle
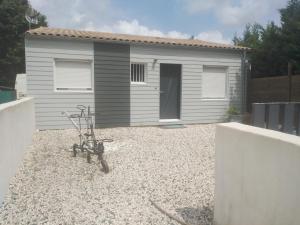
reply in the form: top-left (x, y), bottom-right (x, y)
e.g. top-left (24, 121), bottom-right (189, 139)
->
top-left (69, 114), bottom-right (81, 118)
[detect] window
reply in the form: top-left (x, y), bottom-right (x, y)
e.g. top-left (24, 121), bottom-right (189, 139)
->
top-left (202, 66), bottom-right (227, 99)
top-left (131, 63), bottom-right (145, 83)
top-left (54, 59), bottom-right (93, 92)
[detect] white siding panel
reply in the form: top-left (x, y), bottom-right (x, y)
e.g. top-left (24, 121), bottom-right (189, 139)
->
top-left (25, 37), bottom-right (94, 129)
top-left (130, 44), bottom-right (243, 125)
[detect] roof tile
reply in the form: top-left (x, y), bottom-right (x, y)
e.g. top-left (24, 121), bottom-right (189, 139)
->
top-left (26, 27), bottom-right (249, 51)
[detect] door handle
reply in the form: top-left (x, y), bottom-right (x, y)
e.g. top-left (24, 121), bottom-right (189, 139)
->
top-left (160, 91), bottom-right (165, 94)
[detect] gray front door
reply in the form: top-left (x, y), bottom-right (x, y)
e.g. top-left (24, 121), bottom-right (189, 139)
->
top-left (160, 64), bottom-right (181, 119)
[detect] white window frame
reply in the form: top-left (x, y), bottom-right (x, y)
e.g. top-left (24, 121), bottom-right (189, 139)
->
top-left (201, 66), bottom-right (228, 100)
top-left (130, 62), bottom-right (147, 85)
top-left (53, 58), bottom-right (94, 93)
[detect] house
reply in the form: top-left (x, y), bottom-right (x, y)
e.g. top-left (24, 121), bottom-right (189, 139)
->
top-left (25, 27), bottom-right (248, 130)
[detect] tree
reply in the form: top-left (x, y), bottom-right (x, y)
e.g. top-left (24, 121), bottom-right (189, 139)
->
top-left (280, 0), bottom-right (300, 73)
top-left (0, 0), bottom-right (47, 88)
top-left (234, 0), bottom-right (300, 77)
top-left (233, 23), bottom-right (264, 49)
top-left (233, 23), bottom-right (269, 77)
top-left (259, 22), bottom-right (286, 76)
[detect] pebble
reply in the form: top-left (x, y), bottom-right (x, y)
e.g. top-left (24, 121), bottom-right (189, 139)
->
top-left (0, 124), bottom-right (215, 225)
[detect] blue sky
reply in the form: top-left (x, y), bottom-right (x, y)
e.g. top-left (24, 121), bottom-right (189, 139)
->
top-left (30, 0), bottom-right (289, 44)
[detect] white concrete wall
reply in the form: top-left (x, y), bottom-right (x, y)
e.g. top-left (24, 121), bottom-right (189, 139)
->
top-left (214, 123), bottom-right (300, 225)
top-left (0, 97), bottom-right (35, 203)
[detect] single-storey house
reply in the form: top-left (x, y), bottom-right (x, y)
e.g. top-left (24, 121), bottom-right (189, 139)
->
top-left (25, 27), bottom-right (248, 130)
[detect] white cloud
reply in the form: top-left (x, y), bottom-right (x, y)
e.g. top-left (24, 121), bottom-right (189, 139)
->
top-left (84, 21), bottom-right (97, 31)
top-left (182, 0), bottom-right (288, 26)
top-left (29, 0), bottom-right (113, 28)
top-left (216, 0), bottom-right (283, 26)
top-left (29, 0), bottom-right (231, 45)
top-left (167, 30), bottom-right (190, 39)
top-left (29, 0), bottom-right (48, 8)
top-left (84, 19), bottom-right (230, 44)
top-left (100, 20), bottom-right (165, 37)
top-left (196, 30), bottom-right (231, 44)
top-left (183, 0), bottom-right (227, 13)
top-left (71, 13), bottom-right (86, 24)
top-left (88, 20), bottom-right (190, 38)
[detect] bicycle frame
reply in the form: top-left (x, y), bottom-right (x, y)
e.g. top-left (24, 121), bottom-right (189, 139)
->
top-left (62, 105), bottom-right (110, 173)
top-left (62, 111), bottom-right (81, 131)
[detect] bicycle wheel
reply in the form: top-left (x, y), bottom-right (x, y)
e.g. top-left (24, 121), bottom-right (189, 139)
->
top-left (87, 152), bottom-right (91, 163)
top-left (100, 159), bottom-right (109, 173)
top-left (72, 144), bottom-right (78, 157)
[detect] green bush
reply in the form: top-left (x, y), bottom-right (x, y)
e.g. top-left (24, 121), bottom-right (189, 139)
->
top-left (227, 106), bottom-right (240, 116)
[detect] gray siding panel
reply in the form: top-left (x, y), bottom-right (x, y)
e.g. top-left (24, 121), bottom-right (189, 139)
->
top-left (25, 38), bottom-right (94, 130)
top-left (130, 44), bottom-right (243, 125)
top-left (94, 43), bottom-right (130, 128)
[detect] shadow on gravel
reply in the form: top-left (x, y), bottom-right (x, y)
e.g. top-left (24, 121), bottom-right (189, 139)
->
top-left (175, 205), bottom-right (213, 225)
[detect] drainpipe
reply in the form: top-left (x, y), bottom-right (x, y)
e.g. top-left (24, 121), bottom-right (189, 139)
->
top-left (241, 49), bottom-right (248, 114)
top-left (288, 61), bottom-right (293, 102)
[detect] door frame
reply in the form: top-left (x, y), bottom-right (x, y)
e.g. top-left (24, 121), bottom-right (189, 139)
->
top-left (159, 63), bottom-right (182, 121)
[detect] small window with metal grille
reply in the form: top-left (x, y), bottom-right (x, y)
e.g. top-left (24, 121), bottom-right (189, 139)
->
top-left (131, 63), bottom-right (146, 84)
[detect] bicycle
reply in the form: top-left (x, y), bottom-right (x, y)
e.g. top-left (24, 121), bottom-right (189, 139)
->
top-left (62, 105), bottom-right (111, 173)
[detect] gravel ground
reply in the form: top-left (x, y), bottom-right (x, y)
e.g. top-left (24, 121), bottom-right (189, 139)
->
top-left (0, 124), bottom-right (215, 225)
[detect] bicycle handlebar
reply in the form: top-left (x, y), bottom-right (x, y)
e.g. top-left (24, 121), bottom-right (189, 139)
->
top-left (77, 105), bottom-right (86, 111)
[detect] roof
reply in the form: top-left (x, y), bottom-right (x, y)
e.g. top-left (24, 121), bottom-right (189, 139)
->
top-left (26, 27), bottom-right (249, 51)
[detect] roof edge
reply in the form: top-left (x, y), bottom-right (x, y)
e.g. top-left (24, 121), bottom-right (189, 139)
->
top-left (26, 27), bottom-right (250, 51)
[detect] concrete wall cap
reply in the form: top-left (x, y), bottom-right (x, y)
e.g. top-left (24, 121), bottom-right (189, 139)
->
top-left (217, 122), bottom-right (300, 147)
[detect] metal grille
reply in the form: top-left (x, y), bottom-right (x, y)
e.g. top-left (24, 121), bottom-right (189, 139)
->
top-left (131, 63), bottom-right (145, 83)
top-left (252, 102), bottom-right (300, 136)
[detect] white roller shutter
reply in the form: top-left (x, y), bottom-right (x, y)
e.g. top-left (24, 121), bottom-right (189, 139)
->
top-left (54, 60), bottom-right (92, 91)
top-left (202, 66), bottom-right (227, 98)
